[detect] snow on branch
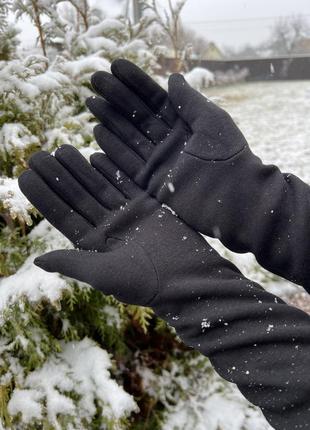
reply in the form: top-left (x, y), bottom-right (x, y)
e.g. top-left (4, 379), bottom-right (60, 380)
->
top-left (7, 338), bottom-right (138, 427)
top-left (0, 177), bottom-right (34, 225)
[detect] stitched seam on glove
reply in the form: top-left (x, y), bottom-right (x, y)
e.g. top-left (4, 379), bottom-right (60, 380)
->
top-left (184, 141), bottom-right (248, 162)
top-left (130, 238), bottom-right (161, 306)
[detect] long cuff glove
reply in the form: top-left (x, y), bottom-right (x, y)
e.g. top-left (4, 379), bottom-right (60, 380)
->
top-left (19, 145), bottom-right (310, 430)
top-left (86, 59), bottom-right (310, 290)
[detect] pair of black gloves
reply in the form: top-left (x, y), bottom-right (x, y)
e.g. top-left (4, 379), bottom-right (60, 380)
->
top-left (19, 60), bottom-right (310, 429)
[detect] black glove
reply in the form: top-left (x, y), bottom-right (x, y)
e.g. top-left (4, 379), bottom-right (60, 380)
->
top-left (19, 145), bottom-right (310, 430)
top-left (86, 59), bottom-right (310, 291)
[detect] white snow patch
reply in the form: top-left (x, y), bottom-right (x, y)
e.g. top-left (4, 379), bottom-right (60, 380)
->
top-left (0, 177), bottom-right (34, 225)
top-left (167, 182), bottom-right (175, 192)
top-left (28, 71), bottom-right (70, 92)
top-left (8, 338), bottom-right (138, 426)
top-left (138, 355), bottom-right (272, 430)
top-left (102, 305), bottom-right (121, 329)
top-left (0, 255), bottom-right (68, 317)
top-left (162, 203), bottom-right (177, 216)
top-left (83, 19), bottom-right (124, 37)
top-left (201, 318), bottom-right (211, 332)
top-left (0, 220), bottom-right (73, 318)
top-left (0, 123), bottom-right (39, 151)
top-left (60, 56), bottom-right (110, 79)
top-left (184, 67), bottom-right (215, 91)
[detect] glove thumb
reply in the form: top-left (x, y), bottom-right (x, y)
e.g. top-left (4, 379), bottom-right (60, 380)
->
top-left (34, 245), bottom-right (158, 306)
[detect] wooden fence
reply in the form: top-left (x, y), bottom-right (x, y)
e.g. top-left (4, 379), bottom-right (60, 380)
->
top-left (159, 55), bottom-right (310, 81)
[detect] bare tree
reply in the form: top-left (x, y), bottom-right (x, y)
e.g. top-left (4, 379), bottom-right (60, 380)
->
top-left (180, 27), bottom-right (210, 59)
top-left (54, 0), bottom-right (91, 32)
top-left (142, 0), bottom-right (187, 70)
top-left (132, 0), bottom-right (143, 23)
top-left (223, 43), bottom-right (263, 60)
top-left (13, 0), bottom-right (52, 56)
top-left (268, 15), bottom-right (310, 56)
top-left (65, 0), bottom-right (90, 31)
top-left (31, 0), bottom-right (47, 56)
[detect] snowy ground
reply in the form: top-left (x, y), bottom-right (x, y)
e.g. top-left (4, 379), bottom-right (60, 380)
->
top-left (206, 80), bottom-right (310, 185)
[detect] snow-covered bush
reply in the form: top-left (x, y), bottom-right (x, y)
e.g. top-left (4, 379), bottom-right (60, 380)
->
top-left (183, 66), bottom-right (250, 90)
top-left (170, 66), bottom-right (249, 91)
top-left (0, 2), bottom-right (169, 428)
top-left (141, 353), bottom-right (272, 430)
top-left (184, 67), bottom-right (215, 90)
top-left (0, 220), bottom-right (152, 428)
top-left (0, 2), bottom-right (20, 60)
top-left (214, 67), bottom-right (250, 85)
top-left (0, 177), bottom-right (34, 225)
top-left (7, 338), bottom-right (138, 428)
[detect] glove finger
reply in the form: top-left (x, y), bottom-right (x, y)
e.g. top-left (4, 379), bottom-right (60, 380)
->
top-left (28, 151), bottom-right (107, 226)
top-left (34, 247), bottom-right (157, 305)
top-left (93, 124), bottom-right (144, 183)
top-left (111, 59), bottom-right (177, 126)
top-left (54, 145), bottom-right (125, 210)
top-left (90, 71), bottom-right (170, 143)
top-left (86, 96), bottom-right (154, 160)
top-left (90, 152), bottom-right (140, 200)
top-left (18, 170), bottom-right (93, 245)
top-left (168, 73), bottom-right (213, 130)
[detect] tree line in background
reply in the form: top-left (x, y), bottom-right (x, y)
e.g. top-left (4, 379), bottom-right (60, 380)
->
top-left (127, 1), bottom-right (310, 61)
top-left (221, 15), bottom-right (310, 59)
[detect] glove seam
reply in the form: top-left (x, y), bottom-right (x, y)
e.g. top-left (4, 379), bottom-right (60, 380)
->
top-left (130, 239), bottom-right (161, 307)
top-left (184, 140), bottom-right (248, 162)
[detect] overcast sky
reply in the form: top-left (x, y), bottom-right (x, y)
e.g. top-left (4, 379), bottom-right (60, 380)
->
top-left (181, 0), bottom-right (310, 48)
top-left (11, 0), bottom-right (310, 50)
